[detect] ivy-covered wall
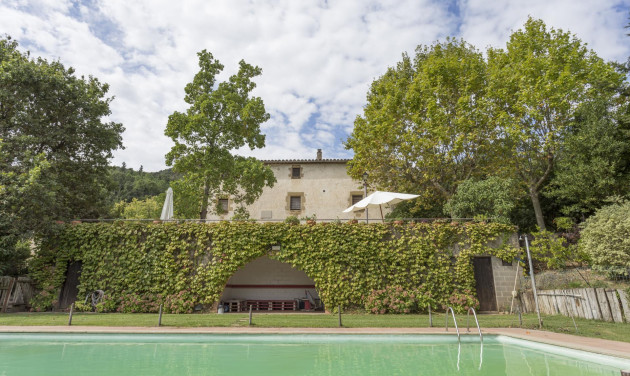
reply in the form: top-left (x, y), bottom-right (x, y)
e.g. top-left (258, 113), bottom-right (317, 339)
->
top-left (29, 221), bottom-right (518, 313)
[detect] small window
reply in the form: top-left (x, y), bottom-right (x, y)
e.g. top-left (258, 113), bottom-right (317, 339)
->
top-left (290, 196), bottom-right (301, 211)
top-left (292, 166), bottom-right (301, 179)
top-left (352, 194), bottom-right (363, 205)
top-left (218, 198), bottom-right (229, 213)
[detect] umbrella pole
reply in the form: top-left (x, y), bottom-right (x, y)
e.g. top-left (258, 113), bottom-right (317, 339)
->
top-left (380, 205), bottom-right (384, 223)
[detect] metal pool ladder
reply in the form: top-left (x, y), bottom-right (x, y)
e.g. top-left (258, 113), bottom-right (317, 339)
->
top-left (444, 306), bottom-right (460, 342)
top-left (466, 307), bottom-right (483, 342)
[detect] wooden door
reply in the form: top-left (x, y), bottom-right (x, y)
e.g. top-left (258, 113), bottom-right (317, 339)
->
top-left (473, 257), bottom-right (497, 311)
top-left (58, 261), bottom-right (82, 310)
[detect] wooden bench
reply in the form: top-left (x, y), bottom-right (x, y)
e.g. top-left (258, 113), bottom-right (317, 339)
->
top-left (244, 300), bottom-right (296, 311)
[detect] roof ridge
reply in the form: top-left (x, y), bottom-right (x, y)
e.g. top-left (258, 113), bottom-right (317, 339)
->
top-left (262, 158), bottom-right (350, 163)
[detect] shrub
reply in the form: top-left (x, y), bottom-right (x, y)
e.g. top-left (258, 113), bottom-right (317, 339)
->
top-left (580, 201), bottom-right (630, 275)
top-left (73, 301), bottom-right (92, 312)
top-left (162, 291), bottom-right (195, 314)
top-left (445, 289), bottom-right (479, 314)
top-left (529, 228), bottom-right (574, 269)
top-left (117, 292), bottom-right (160, 313)
top-left (364, 285), bottom-right (434, 314)
top-left (284, 215), bottom-right (299, 225)
top-left (95, 295), bottom-right (117, 313)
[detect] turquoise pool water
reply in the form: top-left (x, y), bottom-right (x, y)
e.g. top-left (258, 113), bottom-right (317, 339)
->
top-left (0, 334), bottom-right (628, 375)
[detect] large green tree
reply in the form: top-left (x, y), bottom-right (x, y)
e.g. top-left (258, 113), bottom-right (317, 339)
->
top-left (107, 165), bottom-right (178, 205)
top-left (487, 18), bottom-right (625, 230)
top-left (165, 51), bottom-right (275, 219)
top-left (0, 142), bottom-right (53, 275)
top-left (346, 39), bottom-right (495, 213)
top-left (0, 37), bottom-right (123, 274)
top-left (545, 96), bottom-right (630, 218)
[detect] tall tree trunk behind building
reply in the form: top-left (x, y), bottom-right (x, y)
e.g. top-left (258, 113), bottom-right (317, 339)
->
top-left (529, 188), bottom-right (546, 231)
top-left (199, 179), bottom-right (210, 220)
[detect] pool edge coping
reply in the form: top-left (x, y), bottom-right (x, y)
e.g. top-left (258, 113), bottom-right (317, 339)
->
top-left (1, 326), bottom-right (629, 360)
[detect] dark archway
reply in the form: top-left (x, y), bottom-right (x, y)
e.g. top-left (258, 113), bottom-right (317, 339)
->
top-left (219, 256), bottom-right (321, 312)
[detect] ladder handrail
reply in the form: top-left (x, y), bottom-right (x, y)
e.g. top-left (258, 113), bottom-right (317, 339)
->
top-left (444, 306), bottom-right (460, 342)
top-left (466, 307), bottom-right (483, 342)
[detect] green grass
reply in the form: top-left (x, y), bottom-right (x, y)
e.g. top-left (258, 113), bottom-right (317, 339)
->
top-left (1, 312), bottom-right (628, 343)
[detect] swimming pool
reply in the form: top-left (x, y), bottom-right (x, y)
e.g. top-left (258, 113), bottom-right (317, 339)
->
top-left (1, 333), bottom-right (628, 375)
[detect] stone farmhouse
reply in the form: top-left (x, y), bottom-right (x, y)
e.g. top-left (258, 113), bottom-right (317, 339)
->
top-left (205, 149), bottom-right (385, 223)
top-left (213, 149), bottom-right (384, 312)
top-left (210, 149), bottom-right (519, 313)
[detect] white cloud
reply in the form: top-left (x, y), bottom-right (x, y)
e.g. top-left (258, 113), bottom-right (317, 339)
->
top-left (459, 0), bottom-right (630, 62)
top-left (1, 0), bottom-right (628, 171)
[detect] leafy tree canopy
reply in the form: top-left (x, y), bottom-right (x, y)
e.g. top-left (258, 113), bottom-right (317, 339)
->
top-left (443, 177), bottom-right (518, 224)
top-left (107, 166), bottom-right (178, 204)
top-left (112, 193), bottom-right (165, 220)
top-left (0, 36), bottom-right (123, 274)
top-left (0, 37), bottom-right (123, 220)
top-left (346, 38), bottom-right (496, 214)
top-left (487, 17), bottom-right (625, 229)
top-left (545, 96), bottom-right (630, 218)
top-left (348, 18), bottom-right (627, 228)
top-left (165, 50), bottom-right (275, 219)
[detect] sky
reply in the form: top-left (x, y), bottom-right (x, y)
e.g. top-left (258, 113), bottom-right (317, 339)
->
top-left (1, 0), bottom-right (629, 171)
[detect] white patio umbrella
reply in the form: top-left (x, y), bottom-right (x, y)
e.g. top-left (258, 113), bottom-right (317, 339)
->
top-left (343, 191), bottom-right (419, 222)
top-left (160, 187), bottom-right (174, 221)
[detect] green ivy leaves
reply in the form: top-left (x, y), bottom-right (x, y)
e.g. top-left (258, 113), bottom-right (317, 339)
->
top-left (30, 221), bottom-right (517, 312)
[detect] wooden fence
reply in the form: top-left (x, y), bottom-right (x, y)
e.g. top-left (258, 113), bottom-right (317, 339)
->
top-left (0, 276), bottom-right (36, 313)
top-left (519, 288), bottom-right (630, 323)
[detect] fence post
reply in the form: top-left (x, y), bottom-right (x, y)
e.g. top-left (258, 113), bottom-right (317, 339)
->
top-left (1, 278), bottom-right (16, 313)
top-left (428, 305), bottom-right (433, 327)
top-left (523, 235), bottom-right (543, 328)
top-left (249, 305), bottom-right (253, 326)
top-left (338, 305), bottom-right (342, 327)
top-left (562, 292), bottom-right (578, 333)
top-left (158, 304), bottom-right (163, 327)
top-left (68, 303), bottom-right (74, 326)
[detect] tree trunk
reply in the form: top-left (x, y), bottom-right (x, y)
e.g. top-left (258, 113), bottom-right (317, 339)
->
top-left (529, 188), bottom-right (546, 231)
top-left (199, 179), bottom-right (210, 220)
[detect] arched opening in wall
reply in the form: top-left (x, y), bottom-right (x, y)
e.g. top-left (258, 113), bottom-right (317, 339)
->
top-left (220, 256), bottom-right (321, 313)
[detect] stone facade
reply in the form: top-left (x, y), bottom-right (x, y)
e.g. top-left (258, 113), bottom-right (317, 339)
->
top-left (205, 149), bottom-right (387, 222)
top-left (491, 255), bottom-right (521, 311)
top-left (489, 234), bottom-right (521, 311)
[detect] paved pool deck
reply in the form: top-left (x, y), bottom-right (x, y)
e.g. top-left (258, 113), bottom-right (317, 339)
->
top-left (1, 325), bottom-right (629, 360)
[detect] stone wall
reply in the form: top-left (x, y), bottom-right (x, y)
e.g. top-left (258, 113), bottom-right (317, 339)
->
top-left (491, 255), bottom-right (521, 311)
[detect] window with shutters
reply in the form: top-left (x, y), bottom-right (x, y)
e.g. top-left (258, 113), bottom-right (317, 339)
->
top-left (218, 198), bottom-right (229, 213)
top-left (348, 191), bottom-right (365, 213)
top-left (290, 196), bottom-right (301, 210)
top-left (291, 166), bottom-right (301, 179)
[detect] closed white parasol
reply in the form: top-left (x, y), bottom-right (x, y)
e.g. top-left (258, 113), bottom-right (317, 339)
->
top-left (343, 191), bottom-right (419, 222)
top-left (160, 187), bottom-right (174, 220)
